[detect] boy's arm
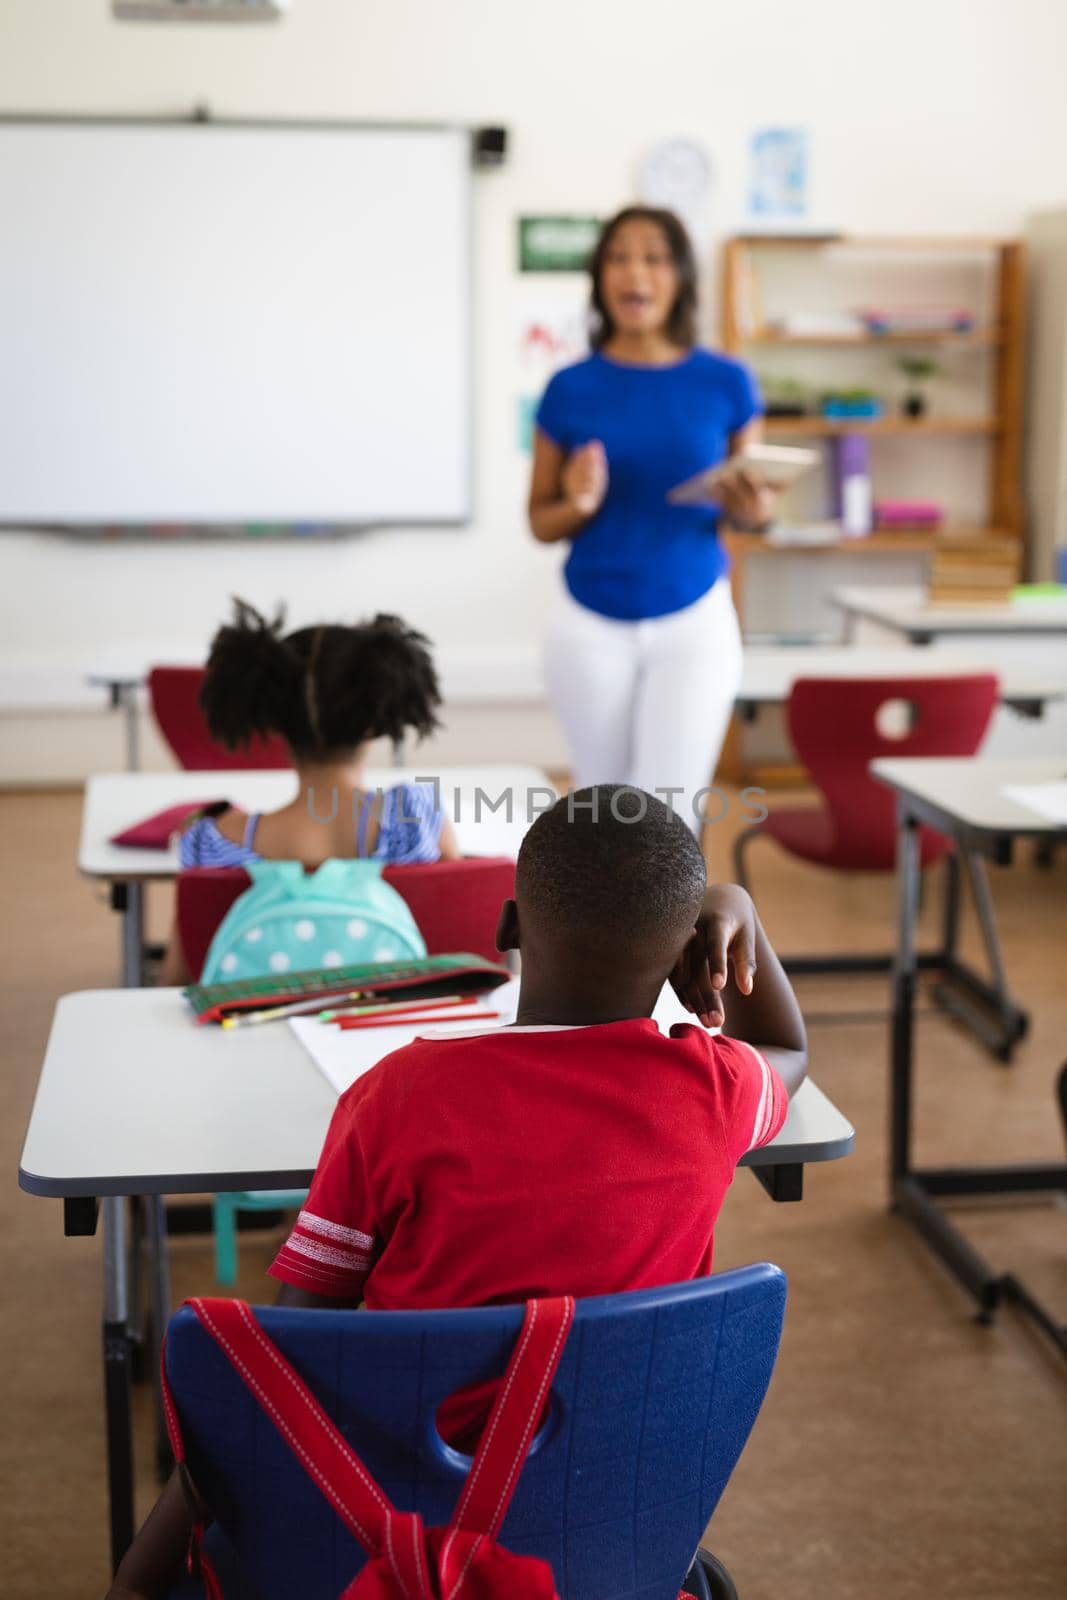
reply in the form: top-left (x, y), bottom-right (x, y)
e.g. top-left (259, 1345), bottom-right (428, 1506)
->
top-left (105, 1469), bottom-right (196, 1600)
top-left (671, 884), bottom-right (807, 1096)
top-left (274, 1282), bottom-right (361, 1309)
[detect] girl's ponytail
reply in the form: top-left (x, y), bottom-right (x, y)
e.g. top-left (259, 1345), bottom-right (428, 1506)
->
top-left (199, 599), bottom-right (303, 750)
top-left (315, 613), bottom-right (441, 749)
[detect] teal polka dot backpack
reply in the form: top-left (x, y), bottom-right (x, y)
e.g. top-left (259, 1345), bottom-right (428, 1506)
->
top-left (199, 858), bottom-right (427, 985)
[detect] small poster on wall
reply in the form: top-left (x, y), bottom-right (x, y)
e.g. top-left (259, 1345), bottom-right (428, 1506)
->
top-left (516, 297), bottom-right (589, 451)
top-left (518, 216), bottom-right (601, 273)
top-left (748, 128), bottom-right (809, 218)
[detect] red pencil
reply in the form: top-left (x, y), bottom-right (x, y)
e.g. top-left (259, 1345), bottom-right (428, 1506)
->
top-left (321, 992), bottom-right (481, 1024)
top-left (336, 1009), bottom-right (503, 1032)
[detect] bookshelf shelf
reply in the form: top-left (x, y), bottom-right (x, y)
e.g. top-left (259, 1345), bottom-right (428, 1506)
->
top-left (763, 416), bottom-right (1002, 437)
top-left (729, 528), bottom-right (1011, 561)
top-left (749, 328), bottom-right (1003, 347)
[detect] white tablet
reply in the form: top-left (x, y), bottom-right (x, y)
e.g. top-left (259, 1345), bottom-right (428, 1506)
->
top-left (668, 443), bottom-right (819, 505)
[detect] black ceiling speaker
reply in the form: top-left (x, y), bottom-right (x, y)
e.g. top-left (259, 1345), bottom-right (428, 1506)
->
top-left (472, 127), bottom-right (508, 169)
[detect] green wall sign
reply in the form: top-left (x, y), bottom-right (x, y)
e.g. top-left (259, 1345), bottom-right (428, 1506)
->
top-left (518, 216), bottom-right (601, 272)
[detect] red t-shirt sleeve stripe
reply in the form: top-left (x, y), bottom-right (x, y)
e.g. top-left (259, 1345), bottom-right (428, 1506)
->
top-left (738, 1041), bottom-right (789, 1152)
top-left (266, 1091), bottom-right (379, 1298)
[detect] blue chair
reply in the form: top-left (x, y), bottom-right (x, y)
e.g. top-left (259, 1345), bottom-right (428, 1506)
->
top-left (165, 1269), bottom-right (786, 1600)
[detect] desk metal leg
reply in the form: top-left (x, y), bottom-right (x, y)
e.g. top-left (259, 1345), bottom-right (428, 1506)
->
top-left (120, 684), bottom-right (140, 771)
top-left (144, 1195), bottom-right (174, 1479)
top-left (751, 1163), bottom-right (803, 1202)
top-left (890, 803), bottom-right (921, 1187)
top-left (102, 1196), bottom-right (134, 1571)
top-left (889, 803), bottom-right (1066, 1353)
top-left (941, 850), bottom-right (961, 963)
top-left (931, 851), bottom-right (1029, 1060)
top-left (120, 882), bottom-right (145, 988)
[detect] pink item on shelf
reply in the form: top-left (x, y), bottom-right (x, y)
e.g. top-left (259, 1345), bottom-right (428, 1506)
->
top-left (874, 499), bottom-right (944, 531)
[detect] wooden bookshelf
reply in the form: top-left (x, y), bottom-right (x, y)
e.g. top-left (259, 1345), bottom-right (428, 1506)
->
top-left (717, 233), bottom-right (1027, 784)
top-left (721, 233), bottom-right (1027, 544)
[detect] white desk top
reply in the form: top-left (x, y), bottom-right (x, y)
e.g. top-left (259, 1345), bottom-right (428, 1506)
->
top-left (86, 640), bottom-right (207, 688)
top-left (79, 766), bottom-right (553, 879)
top-left (831, 585), bottom-right (1067, 637)
top-left (737, 646), bottom-right (1066, 708)
top-left (871, 756), bottom-right (1067, 838)
top-left (19, 984), bottom-right (854, 1198)
top-left (86, 642), bottom-right (545, 707)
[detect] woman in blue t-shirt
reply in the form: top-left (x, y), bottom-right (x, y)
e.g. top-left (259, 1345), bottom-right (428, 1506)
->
top-left (528, 206), bottom-right (778, 831)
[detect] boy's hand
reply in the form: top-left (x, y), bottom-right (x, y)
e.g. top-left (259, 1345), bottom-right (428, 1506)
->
top-left (670, 884), bottom-right (757, 1027)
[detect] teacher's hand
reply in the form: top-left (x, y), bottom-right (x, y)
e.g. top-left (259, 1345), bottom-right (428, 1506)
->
top-left (717, 469), bottom-right (779, 533)
top-left (561, 440), bottom-right (608, 518)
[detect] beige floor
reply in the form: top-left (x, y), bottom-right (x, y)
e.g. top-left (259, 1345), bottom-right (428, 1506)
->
top-left (3, 788), bottom-right (1066, 1599)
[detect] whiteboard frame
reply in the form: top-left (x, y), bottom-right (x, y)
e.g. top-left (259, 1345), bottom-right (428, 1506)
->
top-left (0, 113), bottom-right (476, 539)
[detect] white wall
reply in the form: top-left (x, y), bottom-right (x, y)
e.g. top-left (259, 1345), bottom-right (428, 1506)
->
top-left (3, 0), bottom-right (1067, 777)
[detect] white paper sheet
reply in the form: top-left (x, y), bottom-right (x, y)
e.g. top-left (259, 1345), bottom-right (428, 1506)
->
top-left (288, 978), bottom-right (710, 1098)
top-left (288, 988), bottom-right (518, 1096)
top-left (1001, 781), bottom-right (1067, 825)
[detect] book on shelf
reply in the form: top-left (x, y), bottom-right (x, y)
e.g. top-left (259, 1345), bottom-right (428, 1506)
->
top-left (928, 539), bottom-right (1021, 605)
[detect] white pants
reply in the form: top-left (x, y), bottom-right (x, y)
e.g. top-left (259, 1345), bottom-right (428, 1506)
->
top-left (543, 578), bottom-right (743, 833)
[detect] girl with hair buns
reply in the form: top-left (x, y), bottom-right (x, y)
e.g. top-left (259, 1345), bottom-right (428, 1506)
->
top-left (160, 600), bottom-right (460, 980)
top-left (529, 205), bottom-right (781, 832)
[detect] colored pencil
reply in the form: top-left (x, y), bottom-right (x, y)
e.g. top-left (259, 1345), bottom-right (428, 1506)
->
top-left (336, 1009), bottom-right (502, 1032)
top-left (220, 989), bottom-right (370, 1029)
top-left (319, 992), bottom-right (478, 1023)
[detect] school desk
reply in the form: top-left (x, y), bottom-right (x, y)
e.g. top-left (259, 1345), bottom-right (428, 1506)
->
top-left (79, 766), bottom-right (554, 984)
top-left (19, 981), bottom-right (854, 1569)
top-left (736, 645), bottom-right (1066, 722)
top-left (831, 584), bottom-right (1067, 645)
top-left (87, 643), bottom-right (547, 770)
top-left (87, 642), bottom-right (203, 770)
top-left (871, 755), bottom-right (1067, 1356)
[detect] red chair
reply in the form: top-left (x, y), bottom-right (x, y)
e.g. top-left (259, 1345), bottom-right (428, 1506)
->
top-left (732, 674), bottom-right (1030, 1056)
top-left (148, 666), bottom-right (291, 770)
top-left (735, 674), bottom-right (999, 880)
top-left (177, 856), bottom-right (517, 980)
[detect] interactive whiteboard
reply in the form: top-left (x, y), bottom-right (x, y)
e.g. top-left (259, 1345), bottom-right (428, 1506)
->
top-left (0, 120), bottom-right (472, 529)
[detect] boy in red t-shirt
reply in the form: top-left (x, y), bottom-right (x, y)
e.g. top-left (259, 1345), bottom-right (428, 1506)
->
top-left (108, 785), bottom-right (805, 1600)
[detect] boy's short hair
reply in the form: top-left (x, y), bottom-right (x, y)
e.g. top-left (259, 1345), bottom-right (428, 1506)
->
top-left (516, 785), bottom-right (706, 958)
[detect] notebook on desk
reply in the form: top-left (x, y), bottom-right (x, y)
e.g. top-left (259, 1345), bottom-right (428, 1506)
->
top-left (289, 992), bottom-right (514, 1095)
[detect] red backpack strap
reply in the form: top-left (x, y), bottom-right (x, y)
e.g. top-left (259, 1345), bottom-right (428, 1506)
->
top-left (160, 1328), bottom-right (225, 1600)
top-left (445, 1296), bottom-right (574, 1547)
top-left (176, 1297), bottom-right (397, 1557)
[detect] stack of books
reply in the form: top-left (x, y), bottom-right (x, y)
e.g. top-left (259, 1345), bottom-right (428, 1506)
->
top-left (928, 539), bottom-right (1021, 605)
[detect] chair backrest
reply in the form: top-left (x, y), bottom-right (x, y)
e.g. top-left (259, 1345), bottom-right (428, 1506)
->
top-left (165, 1268), bottom-right (787, 1600)
top-left (787, 674), bottom-right (998, 869)
top-left (177, 856), bottom-right (517, 978)
top-left (147, 666), bottom-right (291, 770)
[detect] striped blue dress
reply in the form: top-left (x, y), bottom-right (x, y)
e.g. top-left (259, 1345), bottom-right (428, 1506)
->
top-left (178, 782), bottom-right (445, 869)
